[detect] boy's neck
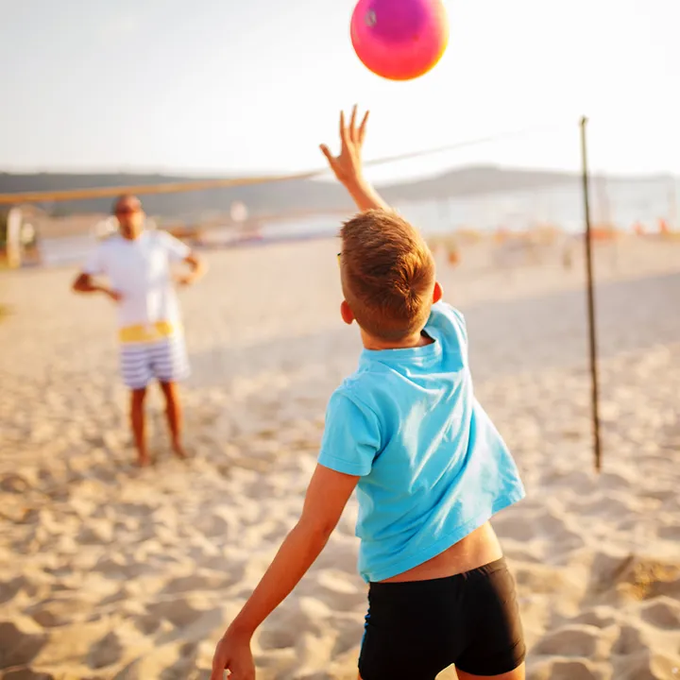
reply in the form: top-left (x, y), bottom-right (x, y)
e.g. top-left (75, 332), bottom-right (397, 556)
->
top-left (361, 328), bottom-right (433, 351)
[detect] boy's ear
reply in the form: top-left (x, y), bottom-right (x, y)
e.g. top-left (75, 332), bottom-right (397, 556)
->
top-left (340, 300), bottom-right (355, 325)
top-left (432, 281), bottom-right (443, 303)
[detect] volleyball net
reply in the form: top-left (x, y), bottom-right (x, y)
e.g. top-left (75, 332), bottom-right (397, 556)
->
top-left (1, 118), bottom-right (677, 271)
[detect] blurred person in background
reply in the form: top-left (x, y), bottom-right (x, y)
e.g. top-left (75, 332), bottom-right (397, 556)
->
top-left (72, 194), bottom-right (206, 467)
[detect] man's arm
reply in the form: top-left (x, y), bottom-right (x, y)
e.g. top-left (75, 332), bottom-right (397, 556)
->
top-left (158, 229), bottom-right (207, 286)
top-left (320, 105), bottom-right (390, 213)
top-left (72, 272), bottom-right (121, 301)
top-left (176, 252), bottom-right (207, 286)
top-left (210, 464), bottom-right (359, 679)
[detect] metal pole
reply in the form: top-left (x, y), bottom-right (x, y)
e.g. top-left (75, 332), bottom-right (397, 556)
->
top-left (580, 116), bottom-right (602, 472)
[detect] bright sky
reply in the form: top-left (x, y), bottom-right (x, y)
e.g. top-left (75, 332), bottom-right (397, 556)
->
top-left (1, 0), bottom-right (677, 180)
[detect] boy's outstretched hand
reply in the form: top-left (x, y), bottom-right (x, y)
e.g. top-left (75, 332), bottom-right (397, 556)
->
top-left (320, 105), bottom-right (369, 187)
top-left (320, 106), bottom-right (390, 213)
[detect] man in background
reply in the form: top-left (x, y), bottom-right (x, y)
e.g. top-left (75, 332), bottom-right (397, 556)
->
top-left (72, 194), bottom-right (206, 466)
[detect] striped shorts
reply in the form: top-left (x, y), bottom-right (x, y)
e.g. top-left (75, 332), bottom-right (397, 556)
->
top-left (119, 335), bottom-right (190, 390)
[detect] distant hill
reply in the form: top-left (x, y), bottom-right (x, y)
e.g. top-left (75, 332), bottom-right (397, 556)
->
top-left (0, 165), bottom-right (672, 220)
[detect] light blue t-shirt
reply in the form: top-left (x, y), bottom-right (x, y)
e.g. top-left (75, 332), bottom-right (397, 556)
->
top-left (317, 302), bottom-right (525, 583)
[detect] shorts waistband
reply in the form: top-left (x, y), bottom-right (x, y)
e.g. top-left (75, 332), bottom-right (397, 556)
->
top-left (119, 321), bottom-right (181, 344)
top-left (369, 556), bottom-right (507, 592)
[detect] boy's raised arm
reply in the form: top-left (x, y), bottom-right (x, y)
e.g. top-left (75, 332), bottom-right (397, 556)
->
top-left (320, 106), bottom-right (391, 213)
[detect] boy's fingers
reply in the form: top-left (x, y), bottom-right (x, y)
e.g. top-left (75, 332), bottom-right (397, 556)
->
top-left (349, 105), bottom-right (358, 140)
top-left (339, 110), bottom-right (348, 148)
top-left (210, 649), bottom-right (226, 679)
top-left (358, 110), bottom-right (370, 143)
top-left (319, 144), bottom-right (335, 164)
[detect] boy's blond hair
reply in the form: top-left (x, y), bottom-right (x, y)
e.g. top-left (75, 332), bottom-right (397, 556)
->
top-left (340, 209), bottom-right (436, 342)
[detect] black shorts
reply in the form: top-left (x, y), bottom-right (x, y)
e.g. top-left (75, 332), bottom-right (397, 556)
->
top-left (358, 557), bottom-right (525, 679)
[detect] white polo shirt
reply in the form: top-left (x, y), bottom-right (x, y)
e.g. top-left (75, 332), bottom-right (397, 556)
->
top-left (83, 230), bottom-right (190, 338)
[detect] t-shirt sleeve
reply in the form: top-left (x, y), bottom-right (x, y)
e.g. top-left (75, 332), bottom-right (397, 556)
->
top-left (158, 230), bottom-right (191, 263)
top-left (82, 244), bottom-right (106, 276)
top-left (317, 390), bottom-right (381, 477)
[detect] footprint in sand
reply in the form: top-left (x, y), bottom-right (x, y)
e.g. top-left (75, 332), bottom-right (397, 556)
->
top-left (329, 613), bottom-right (364, 658)
top-left (596, 470), bottom-right (631, 491)
top-left (87, 630), bottom-right (124, 669)
top-left (157, 655), bottom-right (198, 680)
top-left (161, 573), bottom-right (234, 595)
top-left (614, 650), bottom-right (680, 680)
top-left (531, 624), bottom-right (615, 659)
top-left (92, 554), bottom-right (153, 581)
top-left (133, 612), bottom-right (165, 636)
top-left (571, 607), bottom-right (618, 629)
top-left (146, 598), bottom-right (203, 629)
top-left (309, 570), bottom-right (366, 612)
top-left (260, 597), bottom-right (335, 651)
top-left (533, 511), bottom-right (584, 549)
top-left (27, 597), bottom-right (90, 628)
top-left (0, 621), bottom-right (47, 669)
top-left (310, 537), bottom-right (358, 575)
top-left (257, 625), bottom-right (298, 651)
top-left (0, 576), bottom-right (32, 606)
top-left (611, 623), bottom-right (646, 656)
top-left (2, 669), bottom-right (56, 680)
top-left (658, 524), bottom-right (680, 541)
top-left (585, 551), bottom-right (635, 598)
top-left (491, 515), bottom-right (536, 542)
top-left (187, 553), bottom-right (245, 577)
top-left (640, 597), bottom-right (680, 630)
top-left (576, 495), bottom-right (631, 518)
top-left (110, 502), bottom-right (154, 519)
top-left (190, 513), bottom-right (231, 539)
top-left (513, 563), bottom-right (571, 595)
top-left (77, 523), bottom-right (115, 546)
top-left (528, 658), bottom-right (606, 680)
top-left (0, 473), bottom-right (31, 494)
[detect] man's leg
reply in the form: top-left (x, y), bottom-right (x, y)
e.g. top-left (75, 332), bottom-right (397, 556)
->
top-left (130, 387), bottom-right (150, 466)
top-left (121, 342), bottom-right (153, 466)
top-left (152, 333), bottom-right (190, 458)
top-left (159, 380), bottom-right (186, 458)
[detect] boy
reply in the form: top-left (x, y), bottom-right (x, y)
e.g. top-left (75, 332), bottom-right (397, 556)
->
top-left (72, 194), bottom-right (206, 466)
top-left (211, 108), bottom-right (526, 680)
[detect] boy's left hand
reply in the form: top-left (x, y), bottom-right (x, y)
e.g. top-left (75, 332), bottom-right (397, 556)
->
top-left (210, 628), bottom-right (255, 680)
top-left (320, 105), bottom-right (369, 188)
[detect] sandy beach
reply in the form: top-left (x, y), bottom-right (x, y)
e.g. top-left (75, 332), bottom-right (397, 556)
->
top-left (1, 234), bottom-right (679, 680)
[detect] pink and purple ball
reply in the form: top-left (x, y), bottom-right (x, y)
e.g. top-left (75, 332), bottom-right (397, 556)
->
top-left (351, 0), bottom-right (449, 81)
